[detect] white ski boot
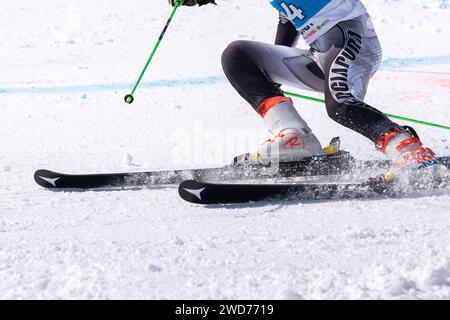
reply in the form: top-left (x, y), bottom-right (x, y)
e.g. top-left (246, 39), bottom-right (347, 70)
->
top-left (376, 126), bottom-right (445, 185)
top-left (234, 97), bottom-right (325, 165)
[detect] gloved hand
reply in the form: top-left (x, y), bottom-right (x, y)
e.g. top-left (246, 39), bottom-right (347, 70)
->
top-left (168, 0), bottom-right (216, 7)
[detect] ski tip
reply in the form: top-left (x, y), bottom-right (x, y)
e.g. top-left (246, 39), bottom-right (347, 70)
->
top-left (178, 180), bottom-right (208, 204)
top-left (34, 169), bottom-right (62, 188)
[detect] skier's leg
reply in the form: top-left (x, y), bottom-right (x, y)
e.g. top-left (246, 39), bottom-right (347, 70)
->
top-left (313, 14), bottom-right (439, 174)
top-left (222, 40), bottom-right (324, 108)
top-left (311, 17), bottom-right (398, 142)
top-left (221, 40), bottom-right (326, 162)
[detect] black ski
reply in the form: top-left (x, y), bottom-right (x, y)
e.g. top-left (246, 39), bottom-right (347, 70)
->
top-left (34, 155), bottom-right (450, 190)
top-left (33, 152), bottom-right (352, 189)
top-left (34, 167), bottom-right (224, 190)
top-left (178, 175), bottom-right (450, 205)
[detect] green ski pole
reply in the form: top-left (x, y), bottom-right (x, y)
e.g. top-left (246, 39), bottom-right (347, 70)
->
top-left (283, 90), bottom-right (450, 131)
top-left (124, 1), bottom-right (183, 104)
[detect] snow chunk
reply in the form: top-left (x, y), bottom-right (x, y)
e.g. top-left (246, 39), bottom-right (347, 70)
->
top-left (173, 236), bottom-right (184, 246)
top-left (278, 290), bottom-right (305, 300)
top-left (122, 153), bottom-right (133, 166)
top-left (388, 277), bottom-right (417, 296)
top-left (424, 265), bottom-right (450, 286)
top-left (147, 264), bottom-right (162, 273)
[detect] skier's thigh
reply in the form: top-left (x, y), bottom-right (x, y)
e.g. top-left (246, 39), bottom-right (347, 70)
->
top-left (228, 40), bottom-right (324, 92)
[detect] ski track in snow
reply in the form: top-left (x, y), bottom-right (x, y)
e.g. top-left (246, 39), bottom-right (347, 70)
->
top-left (1, 55), bottom-right (450, 95)
top-left (1, 0), bottom-right (450, 299)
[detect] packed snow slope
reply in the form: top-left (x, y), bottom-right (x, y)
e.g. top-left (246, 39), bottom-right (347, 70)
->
top-left (1, 0), bottom-right (450, 299)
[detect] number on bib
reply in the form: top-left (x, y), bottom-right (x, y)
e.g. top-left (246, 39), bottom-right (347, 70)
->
top-left (270, 0), bottom-right (332, 29)
top-left (280, 2), bottom-right (305, 21)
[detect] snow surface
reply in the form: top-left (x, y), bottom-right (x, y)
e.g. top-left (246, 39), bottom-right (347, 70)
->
top-left (1, 0), bottom-right (450, 299)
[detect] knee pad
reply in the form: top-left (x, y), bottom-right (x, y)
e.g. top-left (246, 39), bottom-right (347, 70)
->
top-left (221, 40), bottom-right (253, 71)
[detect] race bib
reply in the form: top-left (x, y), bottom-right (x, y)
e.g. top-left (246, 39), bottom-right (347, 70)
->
top-left (270, 0), bottom-right (332, 28)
